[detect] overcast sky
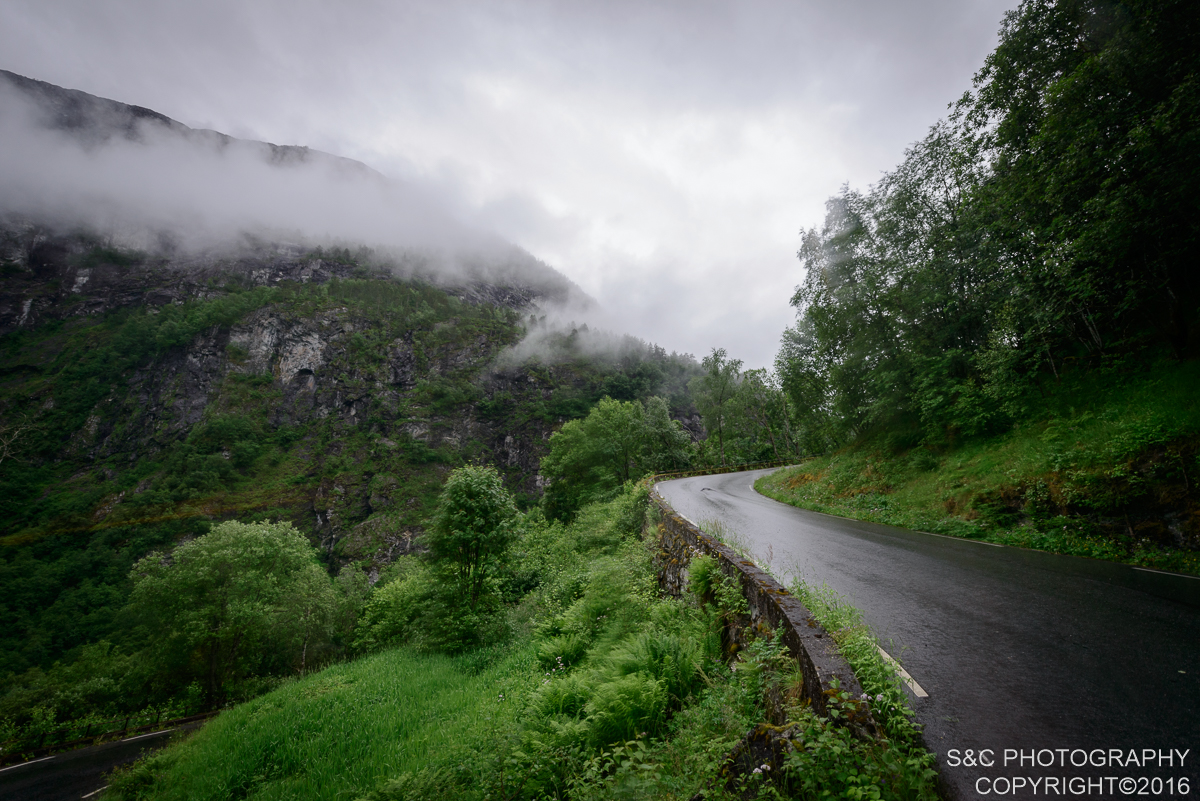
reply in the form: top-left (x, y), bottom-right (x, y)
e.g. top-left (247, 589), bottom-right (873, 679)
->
top-left (0, 0), bottom-right (1014, 368)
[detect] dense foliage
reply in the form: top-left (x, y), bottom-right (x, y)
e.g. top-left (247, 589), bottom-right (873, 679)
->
top-left (692, 352), bottom-right (799, 466)
top-left (540, 396), bottom-right (694, 519)
top-left (757, 359), bottom-right (1200, 574)
top-left (538, 352), bottom-right (803, 521)
top-left (0, 259), bottom-right (705, 740)
top-left (126, 520), bottom-right (343, 709)
top-left (426, 465), bottom-right (518, 611)
top-left (778, 0), bottom-right (1200, 450)
top-left (107, 488), bottom-right (937, 801)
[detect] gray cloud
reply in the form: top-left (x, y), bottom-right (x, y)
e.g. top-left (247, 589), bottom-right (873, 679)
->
top-left (0, 0), bottom-right (1015, 367)
top-left (0, 78), bottom-right (502, 258)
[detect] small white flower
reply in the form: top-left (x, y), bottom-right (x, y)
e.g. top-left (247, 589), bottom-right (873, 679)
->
top-left (752, 768), bottom-right (762, 775)
top-left (761, 764), bottom-right (771, 772)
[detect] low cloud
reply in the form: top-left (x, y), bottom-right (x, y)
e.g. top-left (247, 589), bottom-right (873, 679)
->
top-left (0, 78), bottom-right (484, 252)
top-left (0, 0), bottom-right (1016, 368)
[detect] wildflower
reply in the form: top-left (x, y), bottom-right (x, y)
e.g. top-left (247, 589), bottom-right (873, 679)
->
top-left (752, 768), bottom-right (762, 775)
top-left (761, 763), bottom-right (771, 772)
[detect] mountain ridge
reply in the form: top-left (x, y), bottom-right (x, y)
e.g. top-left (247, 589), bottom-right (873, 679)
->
top-left (0, 69), bottom-right (594, 328)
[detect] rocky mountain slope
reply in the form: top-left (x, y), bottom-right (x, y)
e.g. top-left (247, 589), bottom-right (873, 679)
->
top-left (0, 75), bottom-right (701, 675)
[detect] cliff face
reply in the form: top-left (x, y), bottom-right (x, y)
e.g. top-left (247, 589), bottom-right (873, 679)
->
top-left (0, 72), bottom-right (700, 675)
top-left (3, 230), bottom-right (548, 537)
top-left (0, 226), bottom-right (695, 571)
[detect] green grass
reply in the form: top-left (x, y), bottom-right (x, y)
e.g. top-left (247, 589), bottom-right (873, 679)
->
top-left (106, 489), bottom-right (948, 801)
top-left (106, 489), bottom-right (749, 801)
top-left (788, 581), bottom-right (923, 746)
top-left (757, 360), bottom-right (1200, 576)
top-left (107, 646), bottom-right (537, 801)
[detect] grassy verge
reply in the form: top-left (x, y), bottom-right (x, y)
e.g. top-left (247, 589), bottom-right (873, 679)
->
top-left (106, 646), bottom-right (537, 801)
top-left (107, 488), bottom-right (943, 801)
top-left (757, 361), bottom-right (1200, 576)
top-left (106, 489), bottom-right (753, 801)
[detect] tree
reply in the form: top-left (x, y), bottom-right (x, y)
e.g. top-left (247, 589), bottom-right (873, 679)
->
top-left (774, 0), bottom-right (1200, 453)
top-left (426, 465), bottom-right (518, 612)
top-left (689, 349), bottom-right (742, 466)
top-left (969, 0), bottom-right (1200, 358)
top-left (126, 520), bottom-right (336, 709)
top-left (540, 396), bottom-right (692, 520)
top-left (0, 415), bottom-right (34, 464)
top-left (639, 396), bottom-right (695, 474)
top-left (729, 369), bottom-right (797, 460)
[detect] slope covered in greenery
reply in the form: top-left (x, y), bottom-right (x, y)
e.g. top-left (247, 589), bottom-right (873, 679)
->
top-left (0, 243), bottom-right (701, 727)
top-left (760, 358), bottom-right (1200, 574)
top-left (771, 0), bottom-right (1199, 568)
top-left (107, 489), bottom-right (938, 801)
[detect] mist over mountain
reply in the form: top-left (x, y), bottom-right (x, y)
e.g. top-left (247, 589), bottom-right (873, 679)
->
top-left (0, 69), bottom-right (592, 319)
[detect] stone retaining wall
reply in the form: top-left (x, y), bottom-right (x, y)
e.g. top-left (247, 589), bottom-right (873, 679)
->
top-left (649, 485), bottom-right (878, 739)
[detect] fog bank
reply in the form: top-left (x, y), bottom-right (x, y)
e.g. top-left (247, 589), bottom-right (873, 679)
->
top-left (0, 71), bottom-right (585, 305)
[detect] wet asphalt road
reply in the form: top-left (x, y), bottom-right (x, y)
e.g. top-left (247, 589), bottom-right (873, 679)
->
top-left (0, 728), bottom-right (189, 801)
top-left (659, 469), bottom-right (1200, 800)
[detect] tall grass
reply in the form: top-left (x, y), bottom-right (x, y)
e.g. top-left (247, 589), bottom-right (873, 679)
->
top-left (756, 360), bottom-right (1200, 575)
top-left (109, 488), bottom-right (945, 801)
top-left (108, 646), bottom-right (536, 801)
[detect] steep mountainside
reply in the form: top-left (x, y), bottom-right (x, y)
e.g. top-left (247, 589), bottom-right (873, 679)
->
top-left (0, 68), bottom-right (380, 178)
top-left (0, 228), bottom-right (699, 676)
top-left (0, 76), bottom-right (701, 676)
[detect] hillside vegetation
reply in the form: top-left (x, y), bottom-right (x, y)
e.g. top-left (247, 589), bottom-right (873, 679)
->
top-left (759, 360), bottom-right (1200, 575)
top-left (3, 1), bottom-right (1199, 795)
top-left (771, 0), bottom-right (1199, 568)
top-left (107, 489), bottom-right (938, 801)
top-left (0, 242), bottom-right (702, 730)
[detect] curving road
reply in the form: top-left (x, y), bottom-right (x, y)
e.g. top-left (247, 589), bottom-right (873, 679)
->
top-left (658, 469), bottom-right (1200, 800)
top-left (0, 725), bottom-right (201, 801)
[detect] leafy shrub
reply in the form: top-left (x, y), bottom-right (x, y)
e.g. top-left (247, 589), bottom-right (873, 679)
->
top-left (583, 672), bottom-right (667, 747)
top-left (126, 519), bottom-right (337, 708)
top-left (352, 558), bottom-right (433, 653)
top-left (426, 465), bottom-right (518, 612)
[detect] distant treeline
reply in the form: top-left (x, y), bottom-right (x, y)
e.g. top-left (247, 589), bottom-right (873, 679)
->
top-left (778, 0), bottom-right (1199, 451)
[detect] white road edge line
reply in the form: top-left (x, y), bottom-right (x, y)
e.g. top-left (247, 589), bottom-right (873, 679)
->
top-left (0, 755), bottom-right (55, 772)
top-left (82, 786), bottom-right (108, 799)
top-left (122, 729), bottom-right (172, 742)
top-left (920, 530), bottom-right (1003, 547)
top-left (877, 646), bottom-right (929, 698)
top-left (1134, 567), bottom-right (1200, 579)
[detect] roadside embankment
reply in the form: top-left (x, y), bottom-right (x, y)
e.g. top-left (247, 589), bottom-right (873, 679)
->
top-left (648, 484), bottom-right (878, 737)
top-left (756, 363), bottom-right (1200, 576)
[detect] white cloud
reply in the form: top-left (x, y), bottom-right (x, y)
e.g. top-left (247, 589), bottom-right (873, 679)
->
top-left (0, 0), bottom-right (1015, 367)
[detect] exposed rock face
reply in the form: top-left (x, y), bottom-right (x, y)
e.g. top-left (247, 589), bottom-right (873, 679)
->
top-left (0, 232), bottom-right (597, 571)
top-left (0, 71), bottom-right (687, 579)
top-left (0, 221), bottom-right (361, 336)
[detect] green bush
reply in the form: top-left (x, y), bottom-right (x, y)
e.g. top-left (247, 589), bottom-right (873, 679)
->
top-left (126, 519), bottom-right (337, 708)
top-left (352, 558), bottom-right (433, 653)
top-left (426, 465), bottom-right (518, 612)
